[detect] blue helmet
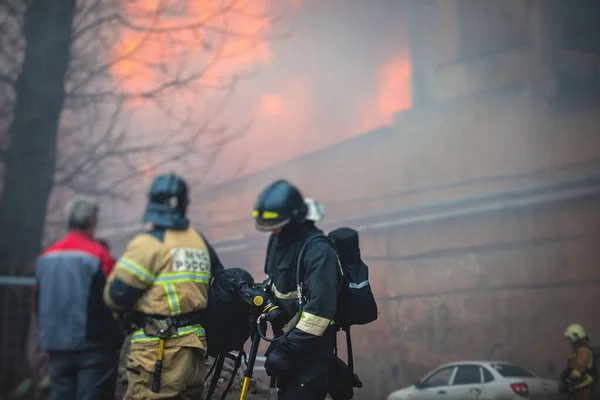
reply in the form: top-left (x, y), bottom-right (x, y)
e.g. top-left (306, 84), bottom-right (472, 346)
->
top-left (253, 180), bottom-right (308, 232)
top-left (143, 173), bottom-right (190, 229)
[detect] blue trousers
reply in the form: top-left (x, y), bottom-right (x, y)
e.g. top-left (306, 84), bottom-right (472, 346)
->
top-left (48, 350), bottom-right (116, 400)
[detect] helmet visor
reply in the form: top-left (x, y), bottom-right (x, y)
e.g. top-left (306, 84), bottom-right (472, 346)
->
top-left (255, 217), bottom-right (290, 232)
top-left (253, 209), bottom-right (290, 232)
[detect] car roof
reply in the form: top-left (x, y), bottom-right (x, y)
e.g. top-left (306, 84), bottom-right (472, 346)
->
top-left (434, 361), bottom-right (521, 369)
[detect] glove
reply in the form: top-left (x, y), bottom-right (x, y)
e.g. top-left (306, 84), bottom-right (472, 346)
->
top-left (264, 347), bottom-right (292, 377)
top-left (560, 368), bottom-right (574, 385)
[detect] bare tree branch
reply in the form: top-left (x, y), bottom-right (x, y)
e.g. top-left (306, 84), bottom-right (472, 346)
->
top-left (1, 0), bottom-right (292, 243)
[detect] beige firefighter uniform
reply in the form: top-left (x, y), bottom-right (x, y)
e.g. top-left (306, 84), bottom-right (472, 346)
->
top-left (566, 345), bottom-right (595, 400)
top-left (104, 227), bottom-right (211, 399)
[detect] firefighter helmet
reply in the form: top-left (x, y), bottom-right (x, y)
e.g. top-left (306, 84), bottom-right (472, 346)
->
top-left (564, 324), bottom-right (587, 342)
top-left (143, 173), bottom-right (190, 228)
top-left (253, 180), bottom-right (308, 232)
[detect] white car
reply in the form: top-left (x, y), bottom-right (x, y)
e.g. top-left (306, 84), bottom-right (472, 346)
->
top-left (387, 361), bottom-right (560, 400)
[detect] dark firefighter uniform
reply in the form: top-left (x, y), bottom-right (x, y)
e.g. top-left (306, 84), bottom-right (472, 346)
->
top-left (255, 180), bottom-right (341, 400)
top-left (104, 173), bottom-right (224, 399)
top-left (561, 324), bottom-right (596, 400)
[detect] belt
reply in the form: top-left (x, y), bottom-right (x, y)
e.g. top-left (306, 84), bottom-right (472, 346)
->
top-left (131, 311), bottom-right (206, 328)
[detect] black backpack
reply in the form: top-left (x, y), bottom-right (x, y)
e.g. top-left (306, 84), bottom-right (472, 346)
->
top-left (202, 268), bottom-right (254, 400)
top-left (298, 227), bottom-right (378, 399)
top-left (328, 227), bottom-right (379, 328)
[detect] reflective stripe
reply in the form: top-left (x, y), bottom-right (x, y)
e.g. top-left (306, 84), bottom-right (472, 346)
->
top-left (164, 283), bottom-right (181, 315)
top-left (349, 280), bottom-right (369, 289)
top-left (131, 326), bottom-right (206, 343)
top-left (296, 311), bottom-right (331, 337)
top-left (272, 284), bottom-right (296, 300)
top-left (117, 257), bottom-right (155, 284)
top-left (571, 375), bottom-right (594, 391)
top-left (336, 256), bottom-right (344, 276)
top-left (154, 271), bottom-right (210, 284)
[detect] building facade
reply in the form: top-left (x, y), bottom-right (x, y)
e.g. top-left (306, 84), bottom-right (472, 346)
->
top-left (102, 1), bottom-right (600, 398)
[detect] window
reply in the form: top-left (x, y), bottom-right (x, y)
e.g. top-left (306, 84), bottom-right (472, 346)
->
top-left (453, 365), bottom-right (482, 385)
top-left (482, 367), bottom-right (495, 383)
top-left (422, 367), bottom-right (455, 388)
top-left (490, 364), bottom-right (535, 378)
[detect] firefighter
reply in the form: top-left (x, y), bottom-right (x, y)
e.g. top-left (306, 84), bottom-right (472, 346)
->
top-left (254, 180), bottom-right (341, 400)
top-left (561, 323), bottom-right (596, 400)
top-left (104, 173), bottom-right (224, 399)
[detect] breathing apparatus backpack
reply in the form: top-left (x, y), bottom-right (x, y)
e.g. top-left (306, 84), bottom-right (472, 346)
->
top-left (297, 227), bottom-right (379, 399)
top-left (202, 268), bottom-right (254, 400)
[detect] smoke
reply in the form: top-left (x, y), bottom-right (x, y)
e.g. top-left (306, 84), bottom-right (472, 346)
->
top-left (108, 0), bottom-right (412, 183)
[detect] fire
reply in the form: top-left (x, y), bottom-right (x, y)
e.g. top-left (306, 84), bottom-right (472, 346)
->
top-left (377, 54), bottom-right (412, 124)
top-left (109, 0), bottom-right (275, 96)
top-left (105, 1), bottom-right (415, 181)
top-left (359, 52), bottom-right (412, 133)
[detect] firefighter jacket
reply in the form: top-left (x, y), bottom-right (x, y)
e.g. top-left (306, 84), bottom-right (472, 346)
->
top-left (565, 344), bottom-right (596, 392)
top-left (264, 222), bottom-right (342, 356)
top-left (104, 226), bottom-right (223, 372)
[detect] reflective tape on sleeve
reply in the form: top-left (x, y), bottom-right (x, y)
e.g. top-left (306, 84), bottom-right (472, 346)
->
top-left (116, 257), bottom-right (155, 284)
top-left (348, 280), bottom-right (369, 289)
top-left (296, 311), bottom-right (331, 337)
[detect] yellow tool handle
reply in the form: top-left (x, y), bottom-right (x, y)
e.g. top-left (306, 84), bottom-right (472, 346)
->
top-left (157, 338), bottom-right (165, 360)
top-left (152, 339), bottom-right (166, 393)
top-left (240, 377), bottom-right (251, 400)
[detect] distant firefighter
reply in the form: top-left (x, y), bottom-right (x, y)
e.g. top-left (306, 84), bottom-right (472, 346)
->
top-left (560, 324), bottom-right (597, 399)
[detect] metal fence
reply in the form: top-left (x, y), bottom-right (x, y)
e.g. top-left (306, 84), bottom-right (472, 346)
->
top-left (0, 272), bottom-right (35, 396)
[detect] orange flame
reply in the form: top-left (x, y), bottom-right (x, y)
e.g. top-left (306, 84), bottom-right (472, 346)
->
top-left (110, 0), bottom-right (274, 97)
top-left (359, 52), bottom-right (412, 132)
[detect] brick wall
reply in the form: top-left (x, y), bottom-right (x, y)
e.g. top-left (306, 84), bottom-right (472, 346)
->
top-left (351, 194), bottom-right (600, 399)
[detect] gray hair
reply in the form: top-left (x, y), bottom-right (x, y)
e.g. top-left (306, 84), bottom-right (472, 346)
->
top-left (65, 196), bottom-right (99, 230)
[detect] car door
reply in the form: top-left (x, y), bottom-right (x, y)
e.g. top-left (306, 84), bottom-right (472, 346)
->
top-left (441, 365), bottom-right (485, 400)
top-left (411, 366), bottom-right (457, 400)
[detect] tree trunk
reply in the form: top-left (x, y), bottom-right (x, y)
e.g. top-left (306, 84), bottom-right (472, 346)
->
top-left (0, 0), bottom-right (76, 270)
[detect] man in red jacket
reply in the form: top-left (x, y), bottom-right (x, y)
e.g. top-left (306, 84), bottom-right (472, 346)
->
top-left (95, 238), bottom-right (116, 277)
top-left (35, 196), bottom-right (122, 399)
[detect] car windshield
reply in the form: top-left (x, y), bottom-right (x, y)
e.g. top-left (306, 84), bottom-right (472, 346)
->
top-left (490, 363), bottom-right (536, 378)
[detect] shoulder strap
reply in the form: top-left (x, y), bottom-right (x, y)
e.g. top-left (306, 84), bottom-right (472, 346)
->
top-left (345, 328), bottom-right (354, 376)
top-left (345, 327), bottom-right (363, 389)
top-left (295, 233), bottom-right (330, 289)
top-left (264, 234), bottom-right (276, 275)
